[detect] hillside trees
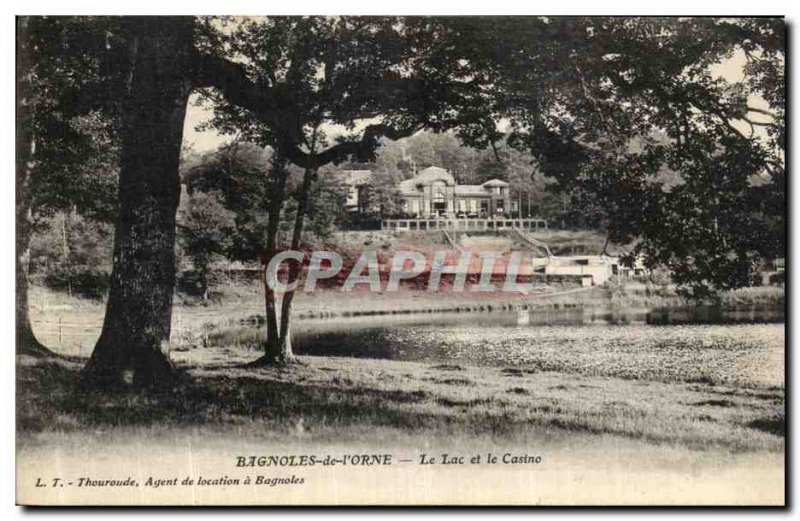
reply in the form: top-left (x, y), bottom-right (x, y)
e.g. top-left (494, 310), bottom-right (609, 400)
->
top-left (179, 141), bottom-right (348, 296)
top-left (31, 213), bottom-right (115, 300)
top-left (182, 142), bottom-right (273, 263)
top-left (177, 191), bottom-right (236, 300)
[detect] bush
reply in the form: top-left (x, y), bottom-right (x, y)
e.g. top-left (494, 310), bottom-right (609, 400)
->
top-left (30, 211), bottom-right (113, 299)
top-left (768, 272), bottom-right (785, 285)
top-left (43, 266), bottom-right (110, 299)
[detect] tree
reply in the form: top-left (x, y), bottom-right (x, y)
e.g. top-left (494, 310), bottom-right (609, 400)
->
top-left (197, 17), bottom-right (511, 364)
top-left (295, 166), bottom-right (349, 240)
top-left (466, 17), bottom-right (784, 294)
top-left (402, 132), bottom-right (484, 183)
top-left (361, 153), bottom-right (406, 219)
top-left (183, 141), bottom-right (348, 268)
top-left (183, 141), bottom-right (274, 263)
top-left (83, 17), bottom-right (197, 388)
top-left (177, 190), bottom-right (236, 300)
top-left (31, 211), bottom-right (114, 300)
top-left (471, 142), bottom-right (554, 218)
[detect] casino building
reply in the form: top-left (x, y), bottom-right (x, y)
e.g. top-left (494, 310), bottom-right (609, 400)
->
top-left (343, 166), bottom-right (512, 218)
top-left (398, 166), bottom-right (511, 218)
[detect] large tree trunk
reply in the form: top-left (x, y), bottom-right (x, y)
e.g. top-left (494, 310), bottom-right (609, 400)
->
top-left (16, 200), bottom-right (50, 357)
top-left (83, 18), bottom-right (194, 390)
top-left (16, 18), bottom-right (52, 357)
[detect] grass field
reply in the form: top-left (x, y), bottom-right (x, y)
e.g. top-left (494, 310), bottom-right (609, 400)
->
top-left (16, 334), bottom-right (786, 505)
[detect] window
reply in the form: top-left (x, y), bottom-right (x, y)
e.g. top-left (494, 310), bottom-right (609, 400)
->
top-left (432, 190), bottom-right (447, 214)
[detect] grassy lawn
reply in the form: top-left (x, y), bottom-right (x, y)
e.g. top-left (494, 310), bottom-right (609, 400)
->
top-left (17, 347), bottom-right (784, 453)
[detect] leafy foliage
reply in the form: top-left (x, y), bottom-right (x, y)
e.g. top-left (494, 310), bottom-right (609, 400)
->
top-left (22, 16), bottom-right (786, 305)
top-left (182, 142), bottom-right (273, 262)
top-left (461, 17), bottom-right (785, 295)
top-left (182, 142), bottom-right (350, 263)
top-left (177, 190), bottom-right (237, 298)
top-left (30, 212), bottom-right (113, 299)
top-left (19, 16), bottom-right (125, 223)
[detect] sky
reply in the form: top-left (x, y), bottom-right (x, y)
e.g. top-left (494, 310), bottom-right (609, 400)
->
top-left (182, 95), bottom-right (228, 153)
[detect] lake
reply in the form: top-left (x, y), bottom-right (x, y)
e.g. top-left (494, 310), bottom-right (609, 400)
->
top-left (268, 306), bottom-right (783, 387)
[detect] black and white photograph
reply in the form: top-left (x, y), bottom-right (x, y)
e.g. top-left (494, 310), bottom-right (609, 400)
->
top-left (12, 11), bottom-right (787, 506)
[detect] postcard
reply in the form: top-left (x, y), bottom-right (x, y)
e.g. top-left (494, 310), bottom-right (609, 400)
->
top-left (15, 15), bottom-right (786, 506)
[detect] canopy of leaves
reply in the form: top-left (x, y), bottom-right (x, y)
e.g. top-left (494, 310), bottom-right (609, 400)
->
top-left (445, 16), bottom-right (785, 295)
top-left (194, 16), bottom-right (517, 166)
top-left (178, 190), bottom-right (236, 272)
top-left (18, 16), bottom-right (129, 223)
top-left (23, 16), bottom-right (785, 296)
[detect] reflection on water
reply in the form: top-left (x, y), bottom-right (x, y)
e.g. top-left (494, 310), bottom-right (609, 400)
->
top-left (646, 307), bottom-right (784, 325)
top-left (292, 305), bottom-right (783, 332)
top-left (282, 306), bottom-right (784, 362)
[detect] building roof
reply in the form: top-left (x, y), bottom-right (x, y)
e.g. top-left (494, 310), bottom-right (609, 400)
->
top-left (415, 166), bottom-right (455, 186)
top-left (398, 179), bottom-right (420, 196)
top-left (482, 179), bottom-right (509, 187)
top-left (454, 185), bottom-right (491, 197)
top-left (336, 166), bottom-right (507, 198)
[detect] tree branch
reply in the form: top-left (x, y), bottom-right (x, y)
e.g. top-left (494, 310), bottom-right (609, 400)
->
top-left (192, 51), bottom-right (291, 139)
top-left (192, 51), bottom-right (430, 169)
top-left (746, 106), bottom-right (778, 119)
top-left (284, 122), bottom-right (424, 169)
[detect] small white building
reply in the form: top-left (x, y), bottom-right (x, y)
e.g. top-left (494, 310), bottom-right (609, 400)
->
top-left (543, 255), bottom-right (647, 286)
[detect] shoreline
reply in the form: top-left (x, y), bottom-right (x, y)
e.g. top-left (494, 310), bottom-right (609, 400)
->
top-left (28, 283), bottom-right (785, 358)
